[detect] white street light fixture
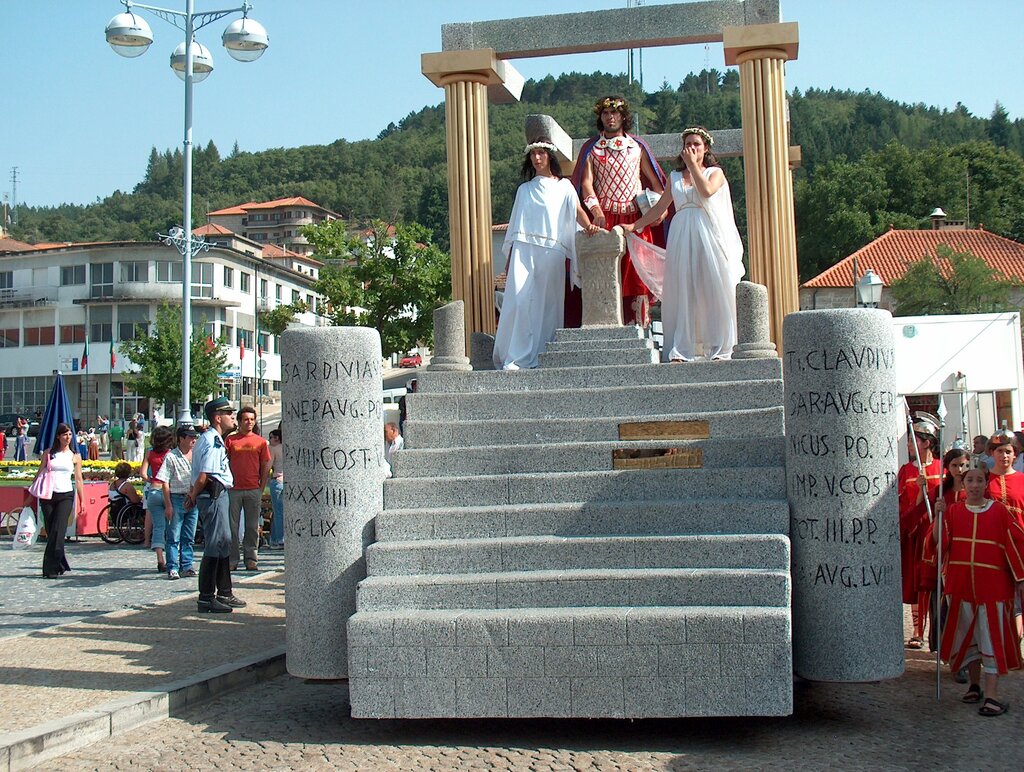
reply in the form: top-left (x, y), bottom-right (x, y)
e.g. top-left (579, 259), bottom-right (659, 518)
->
top-left (856, 269), bottom-right (884, 308)
top-left (171, 40), bottom-right (214, 81)
top-left (104, 0), bottom-right (269, 424)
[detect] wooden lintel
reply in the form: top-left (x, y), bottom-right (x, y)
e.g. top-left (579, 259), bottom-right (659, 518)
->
top-left (618, 420), bottom-right (710, 441)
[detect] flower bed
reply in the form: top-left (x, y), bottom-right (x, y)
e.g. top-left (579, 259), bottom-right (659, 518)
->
top-left (0, 460), bottom-right (140, 483)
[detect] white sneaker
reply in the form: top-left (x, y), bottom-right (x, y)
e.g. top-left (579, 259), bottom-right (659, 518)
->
top-left (502, 362), bottom-right (520, 371)
top-left (167, 570), bottom-right (180, 580)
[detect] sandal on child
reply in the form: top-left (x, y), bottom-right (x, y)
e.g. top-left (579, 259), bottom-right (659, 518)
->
top-left (905, 637), bottom-right (924, 650)
top-left (961, 684), bottom-right (983, 704)
top-left (978, 698), bottom-right (1008, 717)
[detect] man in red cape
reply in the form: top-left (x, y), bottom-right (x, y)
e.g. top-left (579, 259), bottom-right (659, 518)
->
top-left (568, 95), bottom-right (670, 328)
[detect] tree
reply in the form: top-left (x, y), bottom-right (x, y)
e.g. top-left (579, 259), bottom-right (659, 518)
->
top-left (118, 303), bottom-right (228, 412)
top-left (260, 301), bottom-right (308, 336)
top-left (889, 245), bottom-right (1021, 316)
top-left (304, 219), bottom-right (451, 356)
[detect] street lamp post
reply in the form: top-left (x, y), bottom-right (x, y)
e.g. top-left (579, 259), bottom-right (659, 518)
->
top-left (855, 268), bottom-right (884, 309)
top-left (105, 1), bottom-right (268, 424)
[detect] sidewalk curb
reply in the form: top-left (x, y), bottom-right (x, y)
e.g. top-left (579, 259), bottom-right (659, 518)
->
top-left (0, 646), bottom-right (286, 771)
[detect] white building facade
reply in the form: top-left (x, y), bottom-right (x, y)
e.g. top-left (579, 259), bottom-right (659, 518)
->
top-left (0, 240), bottom-right (325, 427)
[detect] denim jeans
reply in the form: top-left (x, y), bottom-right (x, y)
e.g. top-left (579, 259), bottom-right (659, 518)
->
top-left (145, 487), bottom-right (166, 551)
top-left (165, 493), bottom-right (199, 573)
top-left (268, 478), bottom-right (284, 546)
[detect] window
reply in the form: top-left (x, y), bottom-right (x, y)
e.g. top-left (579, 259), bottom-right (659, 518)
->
top-left (274, 284), bottom-right (281, 301)
top-left (24, 326), bottom-right (56, 346)
top-left (192, 263), bottom-right (214, 298)
top-left (292, 289), bottom-right (300, 304)
top-left (240, 272), bottom-right (250, 293)
top-left (0, 272), bottom-right (12, 290)
top-left (223, 266), bottom-right (234, 288)
top-left (260, 278), bottom-right (268, 301)
top-left (237, 329), bottom-right (254, 348)
top-left (60, 324), bottom-right (86, 344)
top-left (0, 328), bottom-right (18, 348)
top-left (90, 305), bottom-right (113, 343)
top-left (61, 265), bottom-right (86, 286)
top-left (118, 305), bottom-right (150, 341)
top-left (222, 325), bottom-right (233, 345)
top-left (120, 261), bottom-right (148, 283)
top-left (257, 332), bottom-right (269, 353)
top-left (157, 260), bottom-right (182, 283)
top-left (91, 263), bottom-right (114, 298)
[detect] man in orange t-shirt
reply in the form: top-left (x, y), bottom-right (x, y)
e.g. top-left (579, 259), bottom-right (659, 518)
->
top-left (225, 406), bottom-right (270, 571)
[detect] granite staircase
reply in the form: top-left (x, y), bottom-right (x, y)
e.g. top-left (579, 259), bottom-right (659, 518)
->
top-left (348, 326), bottom-right (792, 718)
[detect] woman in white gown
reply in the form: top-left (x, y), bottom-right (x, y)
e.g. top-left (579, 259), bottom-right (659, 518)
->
top-left (622, 127), bottom-right (744, 362)
top-left (493, 139), bottom-right (598, 371)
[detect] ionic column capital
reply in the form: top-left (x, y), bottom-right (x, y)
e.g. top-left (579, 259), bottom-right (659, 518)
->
top-left (723, 21), bottom-right (799, 66)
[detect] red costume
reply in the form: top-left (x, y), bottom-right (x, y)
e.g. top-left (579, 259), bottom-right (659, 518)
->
top-left (898, 458), bottom-right (942, 604)
top-left (986, 471), bottom-right (1024, 526)
top-left (924, 500), bottom-right (1024, 673)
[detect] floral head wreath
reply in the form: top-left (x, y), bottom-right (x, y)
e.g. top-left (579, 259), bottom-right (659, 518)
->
top-left (524, 141), bottom-right (558, 155)
top-left (682, 127), bottom-right (714, 147)
top-left (594, 97), bottom-right (627, 115)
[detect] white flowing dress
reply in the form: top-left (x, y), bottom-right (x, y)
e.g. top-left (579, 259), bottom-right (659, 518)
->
top-left (627, 168), bottom-right (744, 361)
top-left (493, 176), bottom-right (581, 370)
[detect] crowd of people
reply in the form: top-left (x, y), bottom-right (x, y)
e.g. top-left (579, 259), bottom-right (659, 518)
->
top-left (27, 398), bottom-right (285, 614)
top-left (899, 415), bottom-right (1024, 718)
top-left (493, 94), bottom-right (745, 371)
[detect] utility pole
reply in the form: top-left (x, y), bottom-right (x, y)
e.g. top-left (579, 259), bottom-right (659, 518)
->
top-left (9, 168), bottom-right (18, 225)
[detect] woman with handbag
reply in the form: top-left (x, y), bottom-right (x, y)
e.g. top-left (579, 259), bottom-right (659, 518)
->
top-left (30, 422), bottom-right (86, 579)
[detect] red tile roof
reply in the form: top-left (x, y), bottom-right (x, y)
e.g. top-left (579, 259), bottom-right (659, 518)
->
top-left (802, 228), bottom-right (1024, 288)
top-left (0, 236), bottom-right (35, 252)
top-left (193, 223), bottom-right (234, 236)
top-left (244, 196), bottom-right (321, 210)
top-left (206, 202), bottom-right (254, 216)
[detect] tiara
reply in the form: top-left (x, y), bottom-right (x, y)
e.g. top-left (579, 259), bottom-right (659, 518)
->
top-left (594, 97), bottom-right (627, 115)
top-left (682, 127), bottom-right (714, 147)
top-left (524, 141), bottom-right (557, 154)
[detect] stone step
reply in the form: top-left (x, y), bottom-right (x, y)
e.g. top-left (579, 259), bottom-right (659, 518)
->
top-left (543, 337), bottom-right (655, 353)
top-left (552, 326), bottom-right (648, 342)
top-left (376, 498), bottom-right (791, 542)
top-left (415, 357), bottom-right (780, 395)
top-left (404, 407), bottom-right (784, 450)
top-left (347, 605), bottom-right (793, 718)
top-left (365, 534), bottom-right (790, 576)
top-left (407, 379), bottom-right (783, 422)
top-left (383, 466), bottom-right (786, 510)
top-left (390, 436), bottom-right (784, 478)
top-left (355, 567), bottom-right (791, 611)
top-left (538, 347), bottom-right (659, 368)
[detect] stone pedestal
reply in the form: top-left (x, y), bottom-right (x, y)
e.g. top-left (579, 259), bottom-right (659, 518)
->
top-left (784, 309), bottom-right (904, 682)
top-left (469, 332), bottom-right (495, 370)
top-left (427, 300), bottom-right (472, 371)
top-left (281, 326), bottom-right (386, 679)
top-left (733, 281), bottom-right (777, 359)
top-left (579, 228), bottom-right (625, 327)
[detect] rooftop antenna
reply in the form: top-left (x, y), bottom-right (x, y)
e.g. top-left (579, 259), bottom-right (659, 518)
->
top-left (9, 167), bottom-right (18, 225)
top-left (705, 43), bottom-right (711, 93)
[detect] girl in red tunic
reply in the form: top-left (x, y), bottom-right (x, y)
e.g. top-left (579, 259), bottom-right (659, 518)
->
top-left (929, 462), bottom-right (1024, 717)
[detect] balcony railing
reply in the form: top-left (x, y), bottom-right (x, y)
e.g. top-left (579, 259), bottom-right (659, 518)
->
top-left (0, 285), bottom-right (58, 307)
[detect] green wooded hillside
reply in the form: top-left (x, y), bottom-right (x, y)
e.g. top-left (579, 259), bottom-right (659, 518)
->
top-left (10, 70), bottom-right (1024, 280)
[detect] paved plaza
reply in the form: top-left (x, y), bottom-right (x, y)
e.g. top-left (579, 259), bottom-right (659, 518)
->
top-left (1, 534), bottom-right (1022, 770)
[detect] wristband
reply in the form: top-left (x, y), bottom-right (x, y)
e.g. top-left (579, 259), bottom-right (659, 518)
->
top-left (583, 196), bottom-right (599, 211)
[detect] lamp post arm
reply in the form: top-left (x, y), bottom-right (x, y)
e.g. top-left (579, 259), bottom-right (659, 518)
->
top-left (120, 1), bottom-right (254, 33)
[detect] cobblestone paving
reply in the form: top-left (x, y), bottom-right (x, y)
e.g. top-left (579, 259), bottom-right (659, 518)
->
top-left (53, 644), bottom-right (1024, 771)
top-left (1, 538), bottom-right (284, 638)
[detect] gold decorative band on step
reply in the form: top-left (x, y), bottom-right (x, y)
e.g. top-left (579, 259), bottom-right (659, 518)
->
top-left (612, 448), bottom-right (704, 470)
top-left (617, 420), bottom-right (710, 441)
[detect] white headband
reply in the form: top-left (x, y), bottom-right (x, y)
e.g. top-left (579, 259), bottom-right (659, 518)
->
top-left (524, 141), bottom-right (558, 154)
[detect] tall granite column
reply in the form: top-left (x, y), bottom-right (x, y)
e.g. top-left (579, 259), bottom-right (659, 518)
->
top-left (784, 309), bottom-right (904, 681)
top-left (724, 22), bottom-right (800, 347)
top-left (422, 50), bottom-right (504, 347)
top-left (281, 326), bottom-right (386, 679)
top-left (427, 300), bottom-right (472, 371)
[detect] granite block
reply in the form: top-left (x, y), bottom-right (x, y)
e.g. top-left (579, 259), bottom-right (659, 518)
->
top-left (431, 509), bottom-right (506, 540)
top-left (395, 677), bottom-right (457, 718)
top-left (497, 576), bottom-right (631, 608)
top-left (686, 676), bottom-right (747, 715)
top-left (597, 645), bottom-right (658, 676)
top-left (508, 612), bottom-right (574, 646)
top-left (346, 646), bottom-right (369, 677)
top-left (457, 615), bottom-right (509, 646)
top-left (658, 644), bottom-right (721, 677)
top-left (426, 646), bottom-right (487, 677)
top-left (719, 643), bottom-right (780, 676)
top-left (393, 615), bottom-right (458, 647)
top-left (469, 332), bottom-right (496, 371)
top-left (506, 677), bottom-right (572, 717)
top-left (684, 608), bottom-right (746, 643)
top-left (574, 610), bottom-right (627, 645)
top-left (623, 676), bottom-right (688, 718)
top-left (347, 614), bottom-right (395, 647)
top-left (744, 608), bottom-right (791, 643)
top-left (348, 677), bottom-right (395, 718)
top-left (366, 646), bottom-right (426, 677)
top-left (375, 510), bottom-right (433, 541)
top-left (744, 674), bottom-right (794, 716)
top-left (626, 608), bottom-right (687, 645)
top-left (486, 645), bottom-right (546, 677)
top-left (455, 677), bottom-right (508, 717)
top-left (538, 348), bottom-right (658, 368)
top-left (505, 504), bottom-right (637, 538)
top-left (544, 646), bottom-right (601, 676)
top-left (571, 677), bottom-right (625, 718)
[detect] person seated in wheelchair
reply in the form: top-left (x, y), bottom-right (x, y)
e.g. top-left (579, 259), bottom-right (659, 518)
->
top-left (108, 461), bottom-right (142, 518)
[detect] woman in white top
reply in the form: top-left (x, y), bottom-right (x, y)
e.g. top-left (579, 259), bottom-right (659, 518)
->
top-left (493, 137), bottom-right (599, 371)
top-left (30, 422), bottom-right (85, 579)
top-left (623, 126), bottom-right (745, 362)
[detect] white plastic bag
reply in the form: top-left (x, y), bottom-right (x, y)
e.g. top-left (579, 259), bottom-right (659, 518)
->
top-left (13, 507), bottom-right (38, 550)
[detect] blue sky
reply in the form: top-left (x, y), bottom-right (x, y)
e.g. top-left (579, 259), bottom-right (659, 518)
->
top-left (2, 0), bottom-right (1022, 208)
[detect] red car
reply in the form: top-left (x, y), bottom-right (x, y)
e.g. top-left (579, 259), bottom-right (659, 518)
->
top-left (399, 353), bottom-right (422, 368)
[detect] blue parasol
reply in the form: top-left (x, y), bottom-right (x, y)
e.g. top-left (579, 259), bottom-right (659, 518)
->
top-left (33, 372), bottom-right (80, 457)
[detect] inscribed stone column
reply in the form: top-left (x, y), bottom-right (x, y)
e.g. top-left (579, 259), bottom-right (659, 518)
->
top-left (580, 228), bottom-right (626, 327)
top-left (784, 309), bottom-right (904, 682)
top-left (281, 326), bottom-right (386, 679)
top-left (724, 22), bottom-right (800, 348)
top-left (422, 50), bottom-right (505, 348)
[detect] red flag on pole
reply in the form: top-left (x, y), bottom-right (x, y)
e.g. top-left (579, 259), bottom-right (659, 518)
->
top-left (258, 343), bottom-right (264, 359)
top-left (240, 339), bottom-right (245, 361)
top-left (109, 339), bottom-right (116, 368)
top-left (81, 338), bottom-right (89, 369)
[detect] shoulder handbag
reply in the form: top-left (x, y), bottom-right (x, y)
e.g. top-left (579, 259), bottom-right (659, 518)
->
top-left (28, 454), bottom-right (54, 501)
